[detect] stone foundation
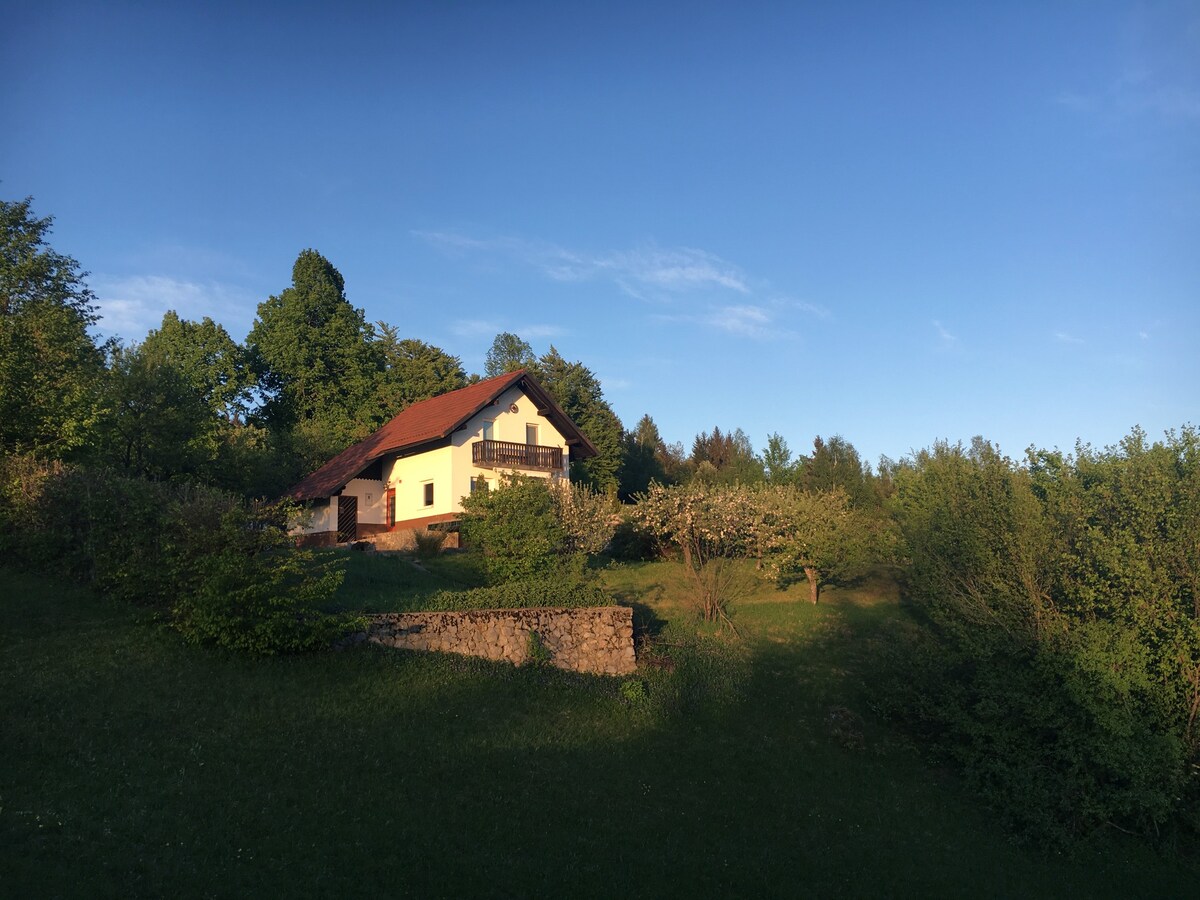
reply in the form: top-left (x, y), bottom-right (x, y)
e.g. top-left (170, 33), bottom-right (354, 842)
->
top-left (365, 606), bottom-right (635, 675)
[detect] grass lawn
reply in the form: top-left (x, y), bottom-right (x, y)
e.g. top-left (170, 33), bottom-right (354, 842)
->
top-left (2, 559), bottom-right (1195, 897)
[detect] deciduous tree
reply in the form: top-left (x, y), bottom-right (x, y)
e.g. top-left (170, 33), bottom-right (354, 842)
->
top-left (98, 344), bottom-right (215, 480)
top-left (634, 482), bottom-right (756, 627)
top-left (760, 432), bottom-right (799, 485)
top-left (753, 485), bottom-right (888, 603)
top-left (0, 197), bottom-right (106, 456)
top-left (140, 311), bottom-right (253, 422)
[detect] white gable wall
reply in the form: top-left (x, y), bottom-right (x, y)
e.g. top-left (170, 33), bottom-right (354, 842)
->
top-left (292, 383), bottom-right (574, 540)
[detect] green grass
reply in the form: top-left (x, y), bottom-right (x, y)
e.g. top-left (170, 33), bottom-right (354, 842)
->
top-left (330, 548), bottom-right (489, 612)
top-left (3, 562), bottom-right (1196, 897)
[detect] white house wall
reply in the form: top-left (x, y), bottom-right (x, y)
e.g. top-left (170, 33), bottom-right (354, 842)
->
top-left (386, 445), bottom-right (456, 521)
top-left (342, 478), bottom-right (388, 525)
top-left (295, 499), bottom-right (334, 535)
top-left (293, 383), bottom-right (574, 538)
top-left (447, 385), bottom-right (569, 502)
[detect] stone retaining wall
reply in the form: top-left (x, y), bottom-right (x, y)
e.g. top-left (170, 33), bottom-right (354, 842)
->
top-left (365, 606), bottom-right (635, 675)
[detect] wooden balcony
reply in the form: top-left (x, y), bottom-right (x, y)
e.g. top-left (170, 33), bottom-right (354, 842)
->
top-left (472, 439), bottom-right (563, 472)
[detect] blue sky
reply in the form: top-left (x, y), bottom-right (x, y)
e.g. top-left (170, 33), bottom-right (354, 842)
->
top-left (4, 1), bottom-right (1197, 465)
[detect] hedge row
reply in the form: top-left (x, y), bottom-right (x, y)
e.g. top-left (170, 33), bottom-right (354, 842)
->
top-left (0, 455), bottom-right (358, 653)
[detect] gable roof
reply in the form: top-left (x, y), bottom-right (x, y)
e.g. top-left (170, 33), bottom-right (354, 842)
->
top-left (287, 369), bottom-right (598, 500)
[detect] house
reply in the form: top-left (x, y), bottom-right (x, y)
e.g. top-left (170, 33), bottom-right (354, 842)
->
top-left (287, 369), bottom-right (598, 546)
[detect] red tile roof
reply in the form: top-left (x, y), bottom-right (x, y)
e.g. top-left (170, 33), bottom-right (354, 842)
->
top-left (287, 369), bottom-right (597, 500)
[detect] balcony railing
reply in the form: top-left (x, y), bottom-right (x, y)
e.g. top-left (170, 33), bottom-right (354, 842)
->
top-left (472, 439), bottom-right (563, 471)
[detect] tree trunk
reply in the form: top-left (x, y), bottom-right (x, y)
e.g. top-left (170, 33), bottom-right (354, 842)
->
top-left (804, 567), bottom-right (820, 604)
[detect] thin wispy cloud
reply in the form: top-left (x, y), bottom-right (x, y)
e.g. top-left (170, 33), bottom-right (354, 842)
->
top-left (933, 320), bottom-right (957, 344)
top-left (416, 231), bottom-right (751, 300)
top-left (706, 304), bottom-right (773, 337)
top-left (655, 304), bottom-right (789, 341)
top-left (600, 375), bottom-right (632, 391)
top-left (92, 275), bottom-right (255, 342)
top-left (1054, 331), bottom-right (1085, 344)
top-left (521, 323), bottom-right (567, 339)
top-left (794, 300), bottom-right (832, 320)
top-left (603, 247), bottom-right (749, 294)
top-left (450, 318), bottom-right (504, 337)
top-left (1054, 7), bottom-right (1200, 123)
top-left (416, 230), bottom-right (820, 340)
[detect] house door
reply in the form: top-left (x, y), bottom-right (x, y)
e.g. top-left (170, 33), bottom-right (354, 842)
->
top-left (337, 495), bottom-right (357, 543)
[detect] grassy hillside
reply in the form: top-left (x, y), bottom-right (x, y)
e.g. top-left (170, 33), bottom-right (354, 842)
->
top-left (2, 562), bottom-right (1194, 897)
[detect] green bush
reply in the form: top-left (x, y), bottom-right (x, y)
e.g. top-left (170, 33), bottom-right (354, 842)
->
top-left (172, 505), bottom-right (358, 654)
top-left (607, 515), bottom-right (658, 561)
top-left (0, 454), bottom-right (357, 654)
top-left (525, 629), bottom-right (552, 667)
top-left (423, 570), bottom-right (610, 611)
top-left (885, 432), bottom-right (1200, 845)
top-left (459, 474), bottom-right (566, 583)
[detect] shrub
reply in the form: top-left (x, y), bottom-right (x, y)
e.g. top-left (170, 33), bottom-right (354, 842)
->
top-left (412, 527), bottom-right (447, 559)
top-left (172, 505), bottom-right (357, 654)
top-left (549, 480), bottom-right (620, 554)
top-left (423, 570), bottom-right (610, 611)
top-left (459, 474), bottom-right (566, 583)
top-left (525, 630), bottom-right (552, 666)
top-left (0, 454), bottom-right (357, 654)
top-left (607, 514), bottom-right (658, 561)
top-left (884, 432), bottom-right (1200, 845)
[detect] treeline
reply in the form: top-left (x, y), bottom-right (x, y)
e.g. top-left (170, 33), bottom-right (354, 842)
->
top-left (1, 199), bottom-right (473, 495)
top-left (2, 194), bottom-right (892, 508)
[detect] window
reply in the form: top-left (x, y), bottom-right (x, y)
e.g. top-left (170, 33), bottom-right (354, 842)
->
top-left (423, 482), bottom-right (434, 507)
top-left (526, 424), bottom-right (539, 445)
top-left (482, 420), bottom-right (494, 441)
top-left (470, 476), bottom-right (489, 493)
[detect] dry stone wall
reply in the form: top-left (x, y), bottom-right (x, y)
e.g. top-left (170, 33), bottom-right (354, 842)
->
top-left (366, 606), bottom-right (636, 675)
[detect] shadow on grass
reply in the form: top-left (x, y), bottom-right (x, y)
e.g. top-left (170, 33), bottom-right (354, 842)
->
top-left (2, 566), bottom-right (1195, 898)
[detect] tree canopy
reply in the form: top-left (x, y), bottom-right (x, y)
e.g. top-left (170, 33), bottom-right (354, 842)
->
top-left (484, 331), bottom-right (536, 377)
top-left (247, 250), bottom-right (381, 469)
top-left (0, 197), bottom-right (106, 457)
top-left (140, 310), bottom-right (252, 422)
top-left (690, 426), bottom-right (764, 484)
top-left (533, 345), bottom-right (624, 493)
top-left (372, 325), bottom-right (466, 420)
